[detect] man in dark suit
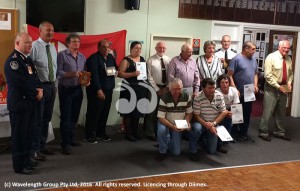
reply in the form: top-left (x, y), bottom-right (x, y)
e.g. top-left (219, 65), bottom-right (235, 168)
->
top-left (84, 40), bottom-right (118, 143)
top-left (4, 32), bottom-right (43, 175)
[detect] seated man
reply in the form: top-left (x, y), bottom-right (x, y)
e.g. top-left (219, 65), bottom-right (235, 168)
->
top-left (190, 78), bottom-right (228, 155)
top-left (156, 78), bottom-right (194, 161)
top-left (216, 74), bottom-right (240, 151)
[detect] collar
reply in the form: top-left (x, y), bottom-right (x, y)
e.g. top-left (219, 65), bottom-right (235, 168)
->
top-left (38, 37), bottom-right (51, 47)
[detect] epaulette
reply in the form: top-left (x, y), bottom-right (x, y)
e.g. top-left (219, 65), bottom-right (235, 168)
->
top-left (215, 48), bottom-right (221, 53)
top-left (231, 49), bottom-right (237, 53)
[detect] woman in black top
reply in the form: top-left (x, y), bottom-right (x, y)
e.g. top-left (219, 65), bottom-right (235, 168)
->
top-left (118, 41), bottom-right (148, 141)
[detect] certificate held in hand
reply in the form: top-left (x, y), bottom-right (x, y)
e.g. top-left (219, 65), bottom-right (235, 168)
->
top-left (79, 71), bottom-right (91, 86)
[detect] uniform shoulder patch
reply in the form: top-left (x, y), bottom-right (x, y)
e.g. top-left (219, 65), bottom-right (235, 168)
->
top-left (10, 61), bottom-right (19, 70)
top-left (215, 48), bottom-right (221, 53)
top-left (231, 49), bottom-right (237, 53)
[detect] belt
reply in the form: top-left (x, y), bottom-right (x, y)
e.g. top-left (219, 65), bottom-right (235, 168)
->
top-left (58, 84), bottom-right (81, 89)
top-left (41, 81), bottom-right (54, 85)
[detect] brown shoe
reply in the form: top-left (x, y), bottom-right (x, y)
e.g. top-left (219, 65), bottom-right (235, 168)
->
top-left (258, 135), bottom-right (271, 141)
top-left (274, 134), bottom-right (291, 141)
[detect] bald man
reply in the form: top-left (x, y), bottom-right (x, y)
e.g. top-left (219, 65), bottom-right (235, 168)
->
top-left (146, 42), bottom-right (171, 140)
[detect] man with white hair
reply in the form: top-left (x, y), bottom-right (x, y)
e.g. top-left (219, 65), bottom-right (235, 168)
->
top-left (259, 40), bottom-right (293, 141)
top-left (168, 43), bottom-right (200, 97)
top-left (146, 42), bottom-right (171, 141)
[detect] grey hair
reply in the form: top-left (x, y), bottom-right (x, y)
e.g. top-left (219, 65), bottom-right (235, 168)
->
top-left (242, 41), bottom-right (256, 50)
top-left (168, 78), bottom-right (183, 89)
top-left (181, 43), bottom-right (192, 52)
top-left (203, 40), bottom-right (216, 53)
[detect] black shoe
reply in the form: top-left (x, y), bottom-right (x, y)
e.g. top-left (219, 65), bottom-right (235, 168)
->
top-left (83, 138), bottom-right (98, 144)
top-left (97, 135), bottom-right (112, 142)
top-left (189, 152), bottom-right (200, 161)
top-left (274, 134), bottom-right (291, 141)
top-left (30, 160), bottom-right (39, 167)
top-left (15, 168), bottom-right (35, 175)
top-left (217, 147), bottom-right (228, 154)
top-left (258, 135), bottom-right (271, 141)
top-left (156, 153), bottom-right (167, 161)
top-left (33, 152), bottom-right (46, 161)
top-left (125, 135), bottom-right (136, 142)
top-left (62, 148), bottom-right (71, 155)
top-left (133, 135), bottom-right (142, 140)
top-left (40, 149), bottom-right (55, 155)
top-left (70, 141), bottom-right (82, 146)
top-left (229, 139), bottom-right (236, 143)
top-left (147, 135), bottom-right (157, 141)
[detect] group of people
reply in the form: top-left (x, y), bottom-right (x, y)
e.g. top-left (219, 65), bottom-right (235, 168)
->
top-left (4, 19), bottom-right (293, 174)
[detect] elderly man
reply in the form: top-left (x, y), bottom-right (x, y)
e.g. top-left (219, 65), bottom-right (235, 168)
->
top-left (156, 78), bottom-right (194, 161)
top-left (190, 78), bottom-right (228, 155)
top-left (84, 40), bottom-right (118, 144)
top-left (215, 35), bottom-right (237, 73)
top-left (168, 43), bottom-right (200, 97)
top-left (146, 42), bottom-right (171, 141)
top-left (259, 40), bottom-right (293, 141)
top-left (30, 21), bottom-right (57, 160)
top-left (228, 41), bottom-right (258, 142)
top-left (4, 32), bottom-right (43, 174)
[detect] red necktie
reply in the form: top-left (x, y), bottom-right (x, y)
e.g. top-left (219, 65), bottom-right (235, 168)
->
top-left (282, 57), bottom-right (287, 85)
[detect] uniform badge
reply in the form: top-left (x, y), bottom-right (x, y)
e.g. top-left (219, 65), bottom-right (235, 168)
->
top-left (10, 61), bottom-right (19, 70)
top-left (12, 53), bottom-right (17, 58)
top-left (28, 66), bottom-right (33, 74)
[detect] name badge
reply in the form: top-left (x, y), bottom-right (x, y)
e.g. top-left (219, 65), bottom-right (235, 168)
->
top-left (106, 67), bottom-right (116, 76)
top-left (28, 66), bottom-right (33, 74)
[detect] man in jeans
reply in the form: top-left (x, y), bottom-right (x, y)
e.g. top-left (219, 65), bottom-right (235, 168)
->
top-left (190, 78), bottom-right (228, 155)
top-left (156, 78), bottom-right (195, 161)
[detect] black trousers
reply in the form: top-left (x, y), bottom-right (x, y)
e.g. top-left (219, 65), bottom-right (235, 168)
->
top-left (85, 89), bottom-right (113, 139)
top-left (9, 101), bottom-right (35, 172)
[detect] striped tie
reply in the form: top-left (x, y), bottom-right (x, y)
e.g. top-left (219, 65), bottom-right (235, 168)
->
top-left (46, 44), bottom-right (54, 82)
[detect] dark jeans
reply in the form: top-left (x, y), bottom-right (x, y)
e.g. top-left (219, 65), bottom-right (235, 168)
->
top-left (85, 89), bottom-right (113, 139)
top-left (58, 85), bottom-right (83, 149)
top-left (239, 96), bottom-right (253, 137)
top-left (32, 83), bottom-right (56, 153)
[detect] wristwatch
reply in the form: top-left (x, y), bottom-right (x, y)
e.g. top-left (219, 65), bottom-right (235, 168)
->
top-left (213, 121), bottom-right (217, 126)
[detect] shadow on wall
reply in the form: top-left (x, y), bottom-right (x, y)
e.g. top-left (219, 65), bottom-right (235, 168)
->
top-left (111, 0), bottom-right (128, 13)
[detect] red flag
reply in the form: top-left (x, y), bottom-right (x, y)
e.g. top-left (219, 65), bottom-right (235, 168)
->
top-left (27, 25), bottom-right (127, 65)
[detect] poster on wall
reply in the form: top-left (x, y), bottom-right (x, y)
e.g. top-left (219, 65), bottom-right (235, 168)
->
top-left (0, 12), bottom-right (11, 30)
top-left (192, 38), bottom-right (200, 55)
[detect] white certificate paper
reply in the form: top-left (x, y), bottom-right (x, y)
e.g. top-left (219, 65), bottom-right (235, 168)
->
top-left (216, 125), bottom-right (233, 141)
top-left (244, 84), bottom-right (256, 102)
top-left (136, 62), bottom-right (147, 80)
top-left (174, 120), bottom-right (189, 129)
top-left (231, 104), bottom-right (244, 124)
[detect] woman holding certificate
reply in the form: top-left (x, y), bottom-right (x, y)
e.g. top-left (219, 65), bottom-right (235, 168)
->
top-left (118, 41), bottom-right (148, 142)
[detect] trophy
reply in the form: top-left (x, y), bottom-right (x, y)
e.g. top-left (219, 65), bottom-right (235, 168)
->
top-left (79, 71), bottom-right (91, 86)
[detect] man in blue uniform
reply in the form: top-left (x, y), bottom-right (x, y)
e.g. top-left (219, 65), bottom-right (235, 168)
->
top-left (4, 32), bottom-right (43, 175)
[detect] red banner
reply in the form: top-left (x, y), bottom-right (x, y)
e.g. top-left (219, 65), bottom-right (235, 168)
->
top-left (27, 25), bottom-right (127, 65)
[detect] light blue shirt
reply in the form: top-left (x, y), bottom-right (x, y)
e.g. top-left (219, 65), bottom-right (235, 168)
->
top-left (30, 38), bottom-right (57, 82)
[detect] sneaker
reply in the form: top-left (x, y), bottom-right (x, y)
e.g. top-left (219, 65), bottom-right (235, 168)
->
top-left (83, 138), bottom-right (98, 144)
top-left (156, 153), bottom-right (167, 161)
top-left (97, 135), bottom-right (111, 142)
top-left (189, 152), bottom-right (199, 161)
